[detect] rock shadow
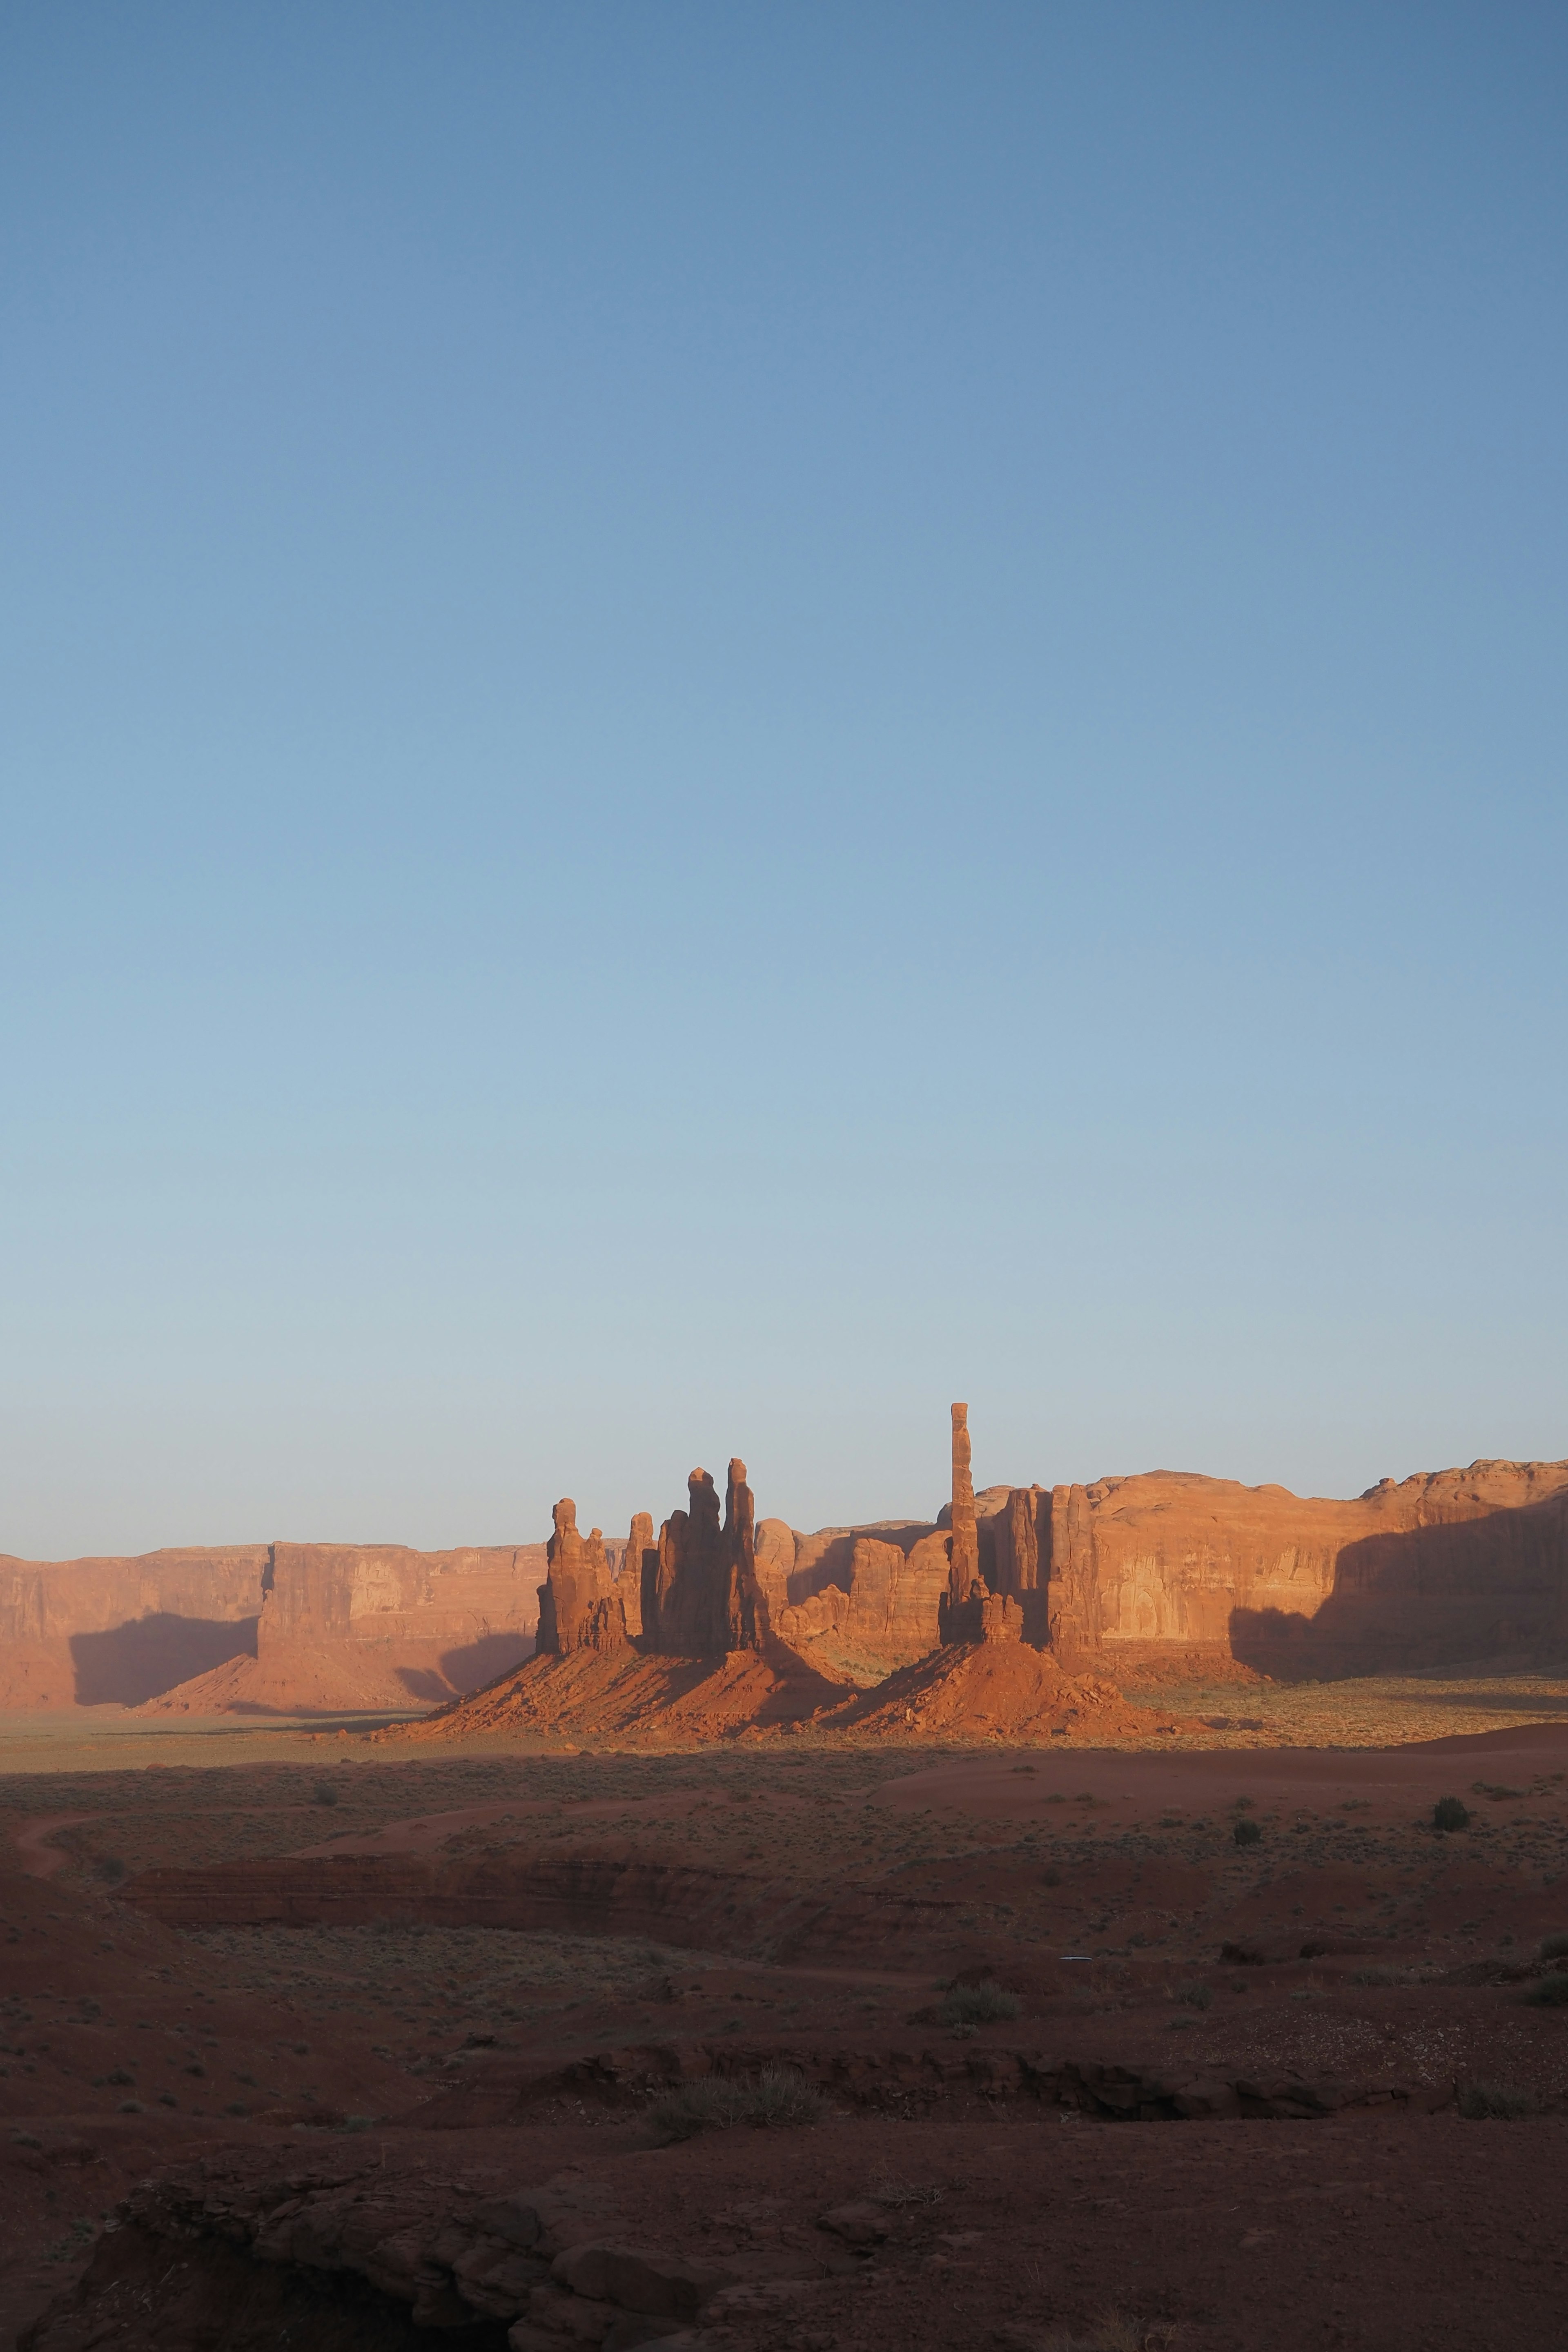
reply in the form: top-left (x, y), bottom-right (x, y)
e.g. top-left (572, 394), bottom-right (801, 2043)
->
top-left (1229, 1490), bottom-right (1568, 1680)
top-left (395, 1632), bottom-right (536, 1704)
top-left (69, 1613), bottom-right (260, 1706)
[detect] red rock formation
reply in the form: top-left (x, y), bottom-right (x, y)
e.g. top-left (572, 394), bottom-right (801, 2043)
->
top-left (617, 1513), bottom-right (653, 1638)
top-left (773, 1531), bottom-right (950, 1670)
top-left (642, 1460), bottom-right (760, 1656)
top-left (948, 1403), bottom-right (979, 1605)
top-left (536, 1503), bottom-right (628, 1657)
top-left (0, 1546), bottom-right (267, 1709)
top-left (0, 1541), bottom-right (543, 1715)
top-left (835, 1635), bottom-right (1150, 1740)
top-left (1042, 1460), bottom-right (1568, 1675)
top-left (990, 1484), bottom-right (1049, 1642)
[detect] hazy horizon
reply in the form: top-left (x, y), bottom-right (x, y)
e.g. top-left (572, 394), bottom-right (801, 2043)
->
top-left (4, 4), bottom-right (1564, 1558)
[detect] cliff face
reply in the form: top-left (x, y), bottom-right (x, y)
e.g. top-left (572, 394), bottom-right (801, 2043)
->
top-left (0, 1547), bottom-right (269, 1709)
top-left (0, 1541), bottom-right (543, 1713)
top-left (742, 1434), bottom-right (1568, 1687)
top-left (1037, 1460), bottom-right (1568, 1675)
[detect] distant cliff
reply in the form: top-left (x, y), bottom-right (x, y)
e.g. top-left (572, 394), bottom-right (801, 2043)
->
top-left (0, 1540), bottom-right (544, 1713)
top-left (764, 1456), bottom-right (1568, 1683)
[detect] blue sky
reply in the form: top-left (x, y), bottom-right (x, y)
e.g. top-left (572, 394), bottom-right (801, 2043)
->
top-left (3, 3), bottom-right (1564, 1556)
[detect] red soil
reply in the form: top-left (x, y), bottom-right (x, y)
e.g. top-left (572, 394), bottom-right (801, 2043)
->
top-left (9, 1722), bottom-right (1568, 2352)
top-left (396, 1642), bottom-right (851, 1744)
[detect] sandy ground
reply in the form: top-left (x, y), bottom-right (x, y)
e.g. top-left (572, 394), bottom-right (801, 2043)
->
top-left (4, 1681), bottom-right (1568, 2351)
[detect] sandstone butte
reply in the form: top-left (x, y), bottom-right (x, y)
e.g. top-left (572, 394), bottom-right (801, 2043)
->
top-left (5, 1410), bottom-right (1567, 1731)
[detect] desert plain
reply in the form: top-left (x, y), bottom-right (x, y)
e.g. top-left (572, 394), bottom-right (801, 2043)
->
top-left (3, 1415), bottom-right (1568, 2352)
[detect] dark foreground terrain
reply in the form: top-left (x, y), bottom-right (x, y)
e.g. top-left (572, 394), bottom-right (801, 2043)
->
top-left (4, 1707), bottom-right (1568, 2351)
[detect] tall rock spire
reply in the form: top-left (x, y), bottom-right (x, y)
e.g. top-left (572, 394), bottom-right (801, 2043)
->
top-left (949, 1401), bottom-right (980, 1604)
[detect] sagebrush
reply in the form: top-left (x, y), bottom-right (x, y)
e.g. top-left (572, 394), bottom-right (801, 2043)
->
top-left (941, 1980), bottom-right (1021, 2025)
top-left (648, 2067), bottom-right (825, 2141)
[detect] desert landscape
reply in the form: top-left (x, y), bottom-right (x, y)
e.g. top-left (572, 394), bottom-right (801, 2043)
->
top-left (12, 11), bottom-right (1563, 2348)
top-left (4, 1407), bottom-right (1568, 2352)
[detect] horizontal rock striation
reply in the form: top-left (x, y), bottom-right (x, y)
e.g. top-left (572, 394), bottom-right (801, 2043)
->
top-left (0, 1541), bottom-right (544, 1713)
top-left (1038, 1459), bottom-right (1568, 1675)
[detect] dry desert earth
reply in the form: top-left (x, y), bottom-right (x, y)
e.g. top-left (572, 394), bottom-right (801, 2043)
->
top-left (3, 1677), bottom-right (1568, 2352)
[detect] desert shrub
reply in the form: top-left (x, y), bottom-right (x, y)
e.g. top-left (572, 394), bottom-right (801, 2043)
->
top-left (1173, 1980), bottom-right (1213, 2010)
top-left (1233, 1818), bottom-right (1263, 1847)
top-left (1539, 1932), bottom-right (1568, 1961)
top-left (314, 1782), bottom-right (339, 1807)
top-left (1432, 1796), bottom-right (1471, 1833)
top-left (940, 1980), bottom-right (1021, 2026)
top-left (648, 2066), bottom-right (825, 2141)
top-left (1458, 2080), bottom-right (1539, 2119)
top-left (1522, 1973), bottom-right (1568, 2007)
top-left (90, 1855), bottom-right (126, 1884)
top-left (1039, 2315), bottom-right (1162, 2352)
top-left (1352, 1964), bottom-right (1425, 1987)
top-left (1232, 1796), bottom-right (1255, 1812)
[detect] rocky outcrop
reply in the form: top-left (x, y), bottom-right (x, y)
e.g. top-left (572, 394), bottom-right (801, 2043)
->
top-left (773, 1532), bottom-right (950, 1670)
top-left (536, 1503), bottom-right (628, 1657)
top-left (618, 1513), bottom-right (654, 1638)
top-left (641, 1461), bottom-right (760, 1657)
top-left (1041, 1459), bottom-right (1568, 1675)
top-left (0, 1545), bottom-right (267, 1708)
top-left (0, 1541), bottom-right (542, 1713)
top-left (947, 1403), bottom-right (979, 1605)
top-left (16, 2152), bottom-right (726, 2352)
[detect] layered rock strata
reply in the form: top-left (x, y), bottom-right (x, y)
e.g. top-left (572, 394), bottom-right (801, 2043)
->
top-left (1040, 1460), bottom-right (1568, 1675)
top-left (0, 1541), bottom-right (542, 1713)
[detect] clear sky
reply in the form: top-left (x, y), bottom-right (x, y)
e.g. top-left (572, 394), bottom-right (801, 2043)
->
top-left (3, 3), bottom-right (1564, 1559)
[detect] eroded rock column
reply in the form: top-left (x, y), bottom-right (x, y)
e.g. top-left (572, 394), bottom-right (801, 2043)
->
top-left (949, 1402), bottom-right (980, 1605)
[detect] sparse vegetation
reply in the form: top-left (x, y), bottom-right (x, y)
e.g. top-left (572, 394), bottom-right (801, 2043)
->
top-left (1432, 1796), bottom-right (1471, 1832)
top-left (1172, 1980), bottom-right (1212, 2010)
top-left (1521, 1973), bottom-right (1568, 2007)
top-left (940, 1980), bottom-right (1021, 2026)
top-left (1038, 2314), bottom-right (1172, 2352)
top-left (1539, 1932), bottom-right (1568, 1961)
top-left (647, 2066), bottom-right (826, 2140)
top-left (1233, 1817), bottom-right (1263, 1846)
top-left (1458, 2080), bottom-right (1539, 2118)
top-left (314, 1782), bottom-right (339, 1807)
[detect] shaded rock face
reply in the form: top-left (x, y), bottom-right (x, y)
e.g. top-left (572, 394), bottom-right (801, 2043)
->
top-left (536, 1503), bottom-right (628, 1658)
top-left (774, 1532), bottom-right (950, 1664)
top-left (1042, 1460), bottom-right (1568, 1675)
top-left (934, 1414), bottom-right (1568, 1673)
top-left (915, 1408), bottom-right (1568, 1671)
top-left (641, 1460), bottom-right (760, 1656)
top-left (0, 1542), bottom-right (541, 1713)
top-left (617, 1512), bottom-right (653, 1638)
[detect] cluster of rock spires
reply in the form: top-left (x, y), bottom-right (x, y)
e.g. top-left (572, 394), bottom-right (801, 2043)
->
top-left (10, 1412), bottom-right (1568, 1725)
top-left (528, 1403), bottom-right (1568, 1691)
top-left (535, 1462), bottom-right (764, 1661)
top-left (533, 1406), bottom-right (1055, 1672)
